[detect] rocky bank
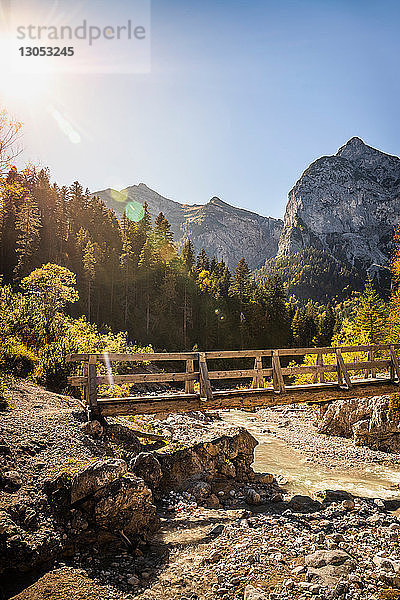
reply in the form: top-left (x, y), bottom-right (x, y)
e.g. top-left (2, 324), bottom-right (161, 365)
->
top-left (0, 382), bottom-right (279, 598)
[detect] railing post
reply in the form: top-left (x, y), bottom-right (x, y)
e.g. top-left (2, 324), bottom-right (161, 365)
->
top-left (319, 351), bottom-right (325, 383)
top-left (313, 350), bottom-right (324, 384)
top-left (199, 352), bottom-right (213, 401)
top-left (87, 355), bottom-right (99, 419)
top-left (390, 345), bottom-right (400, 384)
top-left (370, 346), bottom-right (377, 378)
top-left (251, 355), bottom-right (264, 389)
top-left (272, 350), bottom-right (286, 393)
top-left (185, 359), bottom-right (195, 394)
top-left (336, 348), bottom-right (352, 389)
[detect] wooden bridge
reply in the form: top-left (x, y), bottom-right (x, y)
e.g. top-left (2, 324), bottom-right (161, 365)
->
top-left (66, 344), bottom-right (400, 420)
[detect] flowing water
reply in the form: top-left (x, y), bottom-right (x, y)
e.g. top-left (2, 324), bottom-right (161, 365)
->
top-left (222, 410), bottom-right (400, 500)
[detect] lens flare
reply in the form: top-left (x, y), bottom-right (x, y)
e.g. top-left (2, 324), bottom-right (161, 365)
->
top-left (102, 351), bottom-right (114, 388)
top-left (47, 104), bottom-right (81, 144)
top-left (125, 200), bottom-right (145, 222)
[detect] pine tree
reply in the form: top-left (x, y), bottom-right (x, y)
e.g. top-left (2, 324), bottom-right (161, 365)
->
top-left (355, 278), bottom-right (387, 343)
top-left (14, 192), bottom-right (42, 278)
top-left (229, 258), bottom-right (252, 302)
top-left (196, 248), bottom-right (210, 271)
top-left (83, 240), bottom-right (96, 320)
top-left (318, 304), bottom-right (336, 346)
top-left (182, 239), bottom-right (195, 272)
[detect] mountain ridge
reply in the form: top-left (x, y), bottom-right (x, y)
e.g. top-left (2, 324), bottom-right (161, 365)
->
top-left (94, 138), bottom-right (400, 294)
top-left (94, 184), bottom-right (283, 270)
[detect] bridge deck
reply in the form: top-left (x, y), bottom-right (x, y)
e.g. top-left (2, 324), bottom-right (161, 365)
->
top-left (96, 378), bottom-right (399, 416)
top-left (66, 345), bottom-right (400, 419)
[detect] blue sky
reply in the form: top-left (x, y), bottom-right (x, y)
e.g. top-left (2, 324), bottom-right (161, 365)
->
top-left (6, 0), bottom-right (400, 218)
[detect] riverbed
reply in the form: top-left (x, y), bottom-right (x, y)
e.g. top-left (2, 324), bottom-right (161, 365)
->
top-left (222, 407), bottom-right (400, 500)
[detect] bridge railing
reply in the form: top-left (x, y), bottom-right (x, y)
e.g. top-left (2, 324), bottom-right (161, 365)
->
top-left (66, 344), bottom-right (400, 418)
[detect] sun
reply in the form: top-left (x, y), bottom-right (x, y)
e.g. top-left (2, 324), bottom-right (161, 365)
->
top-left (0, 35), bottom-right (53, 105)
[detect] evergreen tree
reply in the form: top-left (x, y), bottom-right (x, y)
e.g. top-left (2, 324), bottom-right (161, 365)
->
top-left (182, 239), bottom-right (195, 272)
top-left (82, 240), bottom-right (96, 320)
top-left (318, 304), bottom-right (336, 346)
top-left (197, 248), bottom-right (210, 271)
top-left (354, 278), bottom-right (387, 344)
top-left (229, 258), bottom-right (252, 302)
top-left (14, 192), bottom-right (42, 278)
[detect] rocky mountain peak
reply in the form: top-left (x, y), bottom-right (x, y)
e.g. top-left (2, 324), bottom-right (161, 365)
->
top-left (336, 136), bottom-right (367, 157)
top-left (277, 138), bottom-right (400, 277)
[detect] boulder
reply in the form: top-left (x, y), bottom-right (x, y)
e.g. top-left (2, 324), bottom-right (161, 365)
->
top-left (244, 488), bottom-right (262, 506)
top-left (156, 428), bottom-right (257, 491)
top-left (93, 474), bottom-right (159, 537)
top-left (71, 459), bottom-right (127, 504)
top-left (305, 550), bottom-right (353, 568)
top-left (80, 420), bottom-right (104, 438)
top-left (305, 549), bottom-right (357, 586)
top-left (244, 584), bottom-right (268, 600)
top-left (287, 495), bottom-right (322, 513)
top-left (187, 480), bottom-right (212, 501)
top-left (1, 470), bottom-right (22, 491)
top-left (317, 489), bottom-right (354, 504)
top-left (103, 423), bottom-right (141, 453)
top-left (319, 395), bottom-right (400, 452)
top-left (130, 452), bottom-right (163, 489)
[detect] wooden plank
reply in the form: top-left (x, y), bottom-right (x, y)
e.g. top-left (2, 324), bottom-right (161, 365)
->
top-left (390, 346), bottom-right (400, 383)
top-left (276, 347), bottom-right (335, 356)
top-left (97, 380), bottom-right (400, 416)
top-left (319, 352), bottom-right (325, 383)
top-left (272, 351), bottom-right (286, 393)
top-left (282, 364), bottom-right (336, 376)
top-left (185, 359), bottom-right (195, 394)
top-left (208, 369), bottom-right (257, 380)
top-left (370, 347), bottom-right (376, 378)
top-left (204, 350), bottom-right (273, 359)
top-left (95, 372), bottom-right (199, 385)
top-left (281, 360), bottom-right (390, 377)
top-left (336, 349), bottom-right (352, 389)
top-left (66, 345), bottom-right (400, 363)
top-left (96, 352), bottom-right (198, 362)
top-left (68, 376), bottom-right (88, 386)
top-left (276, 344), bottom-right (400, 356)
top-left (88, 355), bottom-right (99, 416)
top-left (313, 351), bottom-right (320, 384)
top-left (67, 352), bottom-right (198, 363)
top-left (199, 352), bottom-right (213, 401)
top-left (69, 362), bottom-right (389, 387)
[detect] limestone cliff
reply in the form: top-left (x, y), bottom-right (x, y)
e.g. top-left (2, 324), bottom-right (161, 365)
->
top-left (277, 137), bottom-right (400, 278)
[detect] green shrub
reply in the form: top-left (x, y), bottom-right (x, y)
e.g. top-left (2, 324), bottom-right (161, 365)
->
top-left (0, 338), bottom-right (38, 378)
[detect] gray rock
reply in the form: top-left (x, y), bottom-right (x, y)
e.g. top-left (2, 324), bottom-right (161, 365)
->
top-left (80, 419), bottom-right (104, 438)
top-left (245, 488), bottom-right (262, 506)
top-left (287, 495), bottom-right (323, 513)
top-left (2, 470), bottom-right (22, 491)
top-left (244, 584), bottom-right (268, 600)
top-left (317, 490), bottom-right (354, 504)
top-left (187, 480), bottom-right (212, 501)
top-left (71, 458), bottom-right (127, 504)
top-left (305, 550), bottom-right (354, 568)
top-left (318, 395), bottom-right (400, 452)
top-left (130, 452), bottom-right (163, 490)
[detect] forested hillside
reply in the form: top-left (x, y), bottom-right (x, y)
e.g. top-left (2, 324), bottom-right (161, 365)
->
top-left (254, 248), bottom-right (365, 303)
top-left (0, 165), bottom-right (299, 352)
